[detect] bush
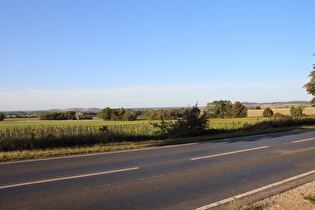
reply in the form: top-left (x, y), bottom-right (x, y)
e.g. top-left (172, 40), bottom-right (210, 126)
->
top-left (290, 106), bottom-right (304, 117)
top-left (152, 104), bottom-right (209, 137)
top-left (263, 108), bottom-right (274, 117)
top-left (273, 112), bottom-right (285, 118)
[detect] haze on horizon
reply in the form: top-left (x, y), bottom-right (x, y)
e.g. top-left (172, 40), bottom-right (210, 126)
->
top-left (1, 1), bottom-right (314, 111)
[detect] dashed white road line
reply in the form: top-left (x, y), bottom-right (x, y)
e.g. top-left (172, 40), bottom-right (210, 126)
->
top-left (194, 169), bottom-right (315, 210)
top-left (0, 167), bottom-right (140, 190)
top-left (292, 137), bottom-right (315, 144)
top-left (190, 146), bottom-right (269, 161)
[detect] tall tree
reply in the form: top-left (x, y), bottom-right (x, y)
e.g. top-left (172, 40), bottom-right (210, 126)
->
top-left (206, 100), bottom-right (232, 118)
top-left (230, 101), bottom-right (248, 118)
top-left (303, 56), bottom-right (315, 103)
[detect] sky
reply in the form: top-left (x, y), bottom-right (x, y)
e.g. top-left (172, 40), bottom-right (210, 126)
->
top-left (1, 0), bottom-right (315, 111)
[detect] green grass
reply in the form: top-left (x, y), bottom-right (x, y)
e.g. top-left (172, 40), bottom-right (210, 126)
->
top-left (0, 118), bottom-right (156, 129)
top-left (0, 117), bottom-right (262, 130)
top-left (1, 117), bottom-right (315, 162)
top-left (304, 195), bottom-right (315, 204)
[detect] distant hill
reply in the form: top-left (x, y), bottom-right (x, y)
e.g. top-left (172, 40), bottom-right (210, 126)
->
top-left (3, 101), bottom-right (313, 115)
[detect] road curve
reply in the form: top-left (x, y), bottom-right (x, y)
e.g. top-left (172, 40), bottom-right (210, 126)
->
top-left (1, 129), bottom-right (315, 209)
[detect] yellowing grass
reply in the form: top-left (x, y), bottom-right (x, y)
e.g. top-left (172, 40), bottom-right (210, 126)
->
top-left (248, 107), bottom-right (315, 117)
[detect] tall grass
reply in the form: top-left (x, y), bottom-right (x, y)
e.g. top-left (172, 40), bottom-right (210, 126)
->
top-left (1, 117), bottom-right (315, 153)
top-left (0, 124), bottom-right (158, 151)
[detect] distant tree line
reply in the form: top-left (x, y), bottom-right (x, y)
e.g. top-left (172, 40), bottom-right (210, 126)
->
top-left (97, 107), bottom-right (139, 121)
top-left (141, 108), bottom-right (188, 120)
top-left (38, 111), bottom-right (77, 120)
top-left (206, 100), bottom-right (248, 118)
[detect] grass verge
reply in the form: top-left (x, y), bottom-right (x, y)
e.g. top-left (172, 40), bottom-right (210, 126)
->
top-left (1, 124), bottom-right (314, 162)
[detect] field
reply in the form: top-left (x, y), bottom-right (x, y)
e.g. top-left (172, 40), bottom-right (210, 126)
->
top-left (2, 107), bottom-right (315, 130)
top-left (247, 107), bottom-right (315, 117)
top-left (1, 107), bottom-right (315, 161)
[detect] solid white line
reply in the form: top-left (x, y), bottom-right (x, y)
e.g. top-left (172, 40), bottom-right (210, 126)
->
top-left (292, 138), bottom-right (315, 144)
top-left (0, 167), bottom-right (140, 190)
top-left (190, 146), bottom-right (269, 161)
top-left (194, 169), bottom-right (315, 210)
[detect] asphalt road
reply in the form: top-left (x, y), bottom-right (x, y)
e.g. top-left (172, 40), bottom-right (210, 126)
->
top-left (1, 129), bottom-right (315, 210)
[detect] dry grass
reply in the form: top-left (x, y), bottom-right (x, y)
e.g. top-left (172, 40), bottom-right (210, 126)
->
top-left (248, 107), bottom-right (315, 117)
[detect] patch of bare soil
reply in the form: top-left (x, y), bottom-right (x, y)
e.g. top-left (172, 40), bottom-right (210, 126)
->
top-left (251, 181), bottom-right (315, 209)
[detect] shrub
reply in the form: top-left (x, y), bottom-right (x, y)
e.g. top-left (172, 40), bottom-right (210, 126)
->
top-left (273, 112), bottom-right (285, 118)
top-left (152, 104), bottom-right (209, 137)
top-left (263, 108), bottom-right (274, 117)
top-left (290, 106), bottom-right (304, 117)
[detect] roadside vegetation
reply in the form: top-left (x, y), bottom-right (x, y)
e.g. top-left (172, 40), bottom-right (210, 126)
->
top-left (1, 103), bottom-right (315, 161)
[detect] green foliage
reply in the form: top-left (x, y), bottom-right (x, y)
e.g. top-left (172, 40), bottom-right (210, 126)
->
top-left (97, 107), bottom-right (138, 121)
top-left (263, 108), bottom-right (274, 117)
top-left (207, 100), bottom-right (232, 118)
top-left (230, 101), bottom-right (248, 118)
top-left (38, 111), bottom-right (77, 120)
top-left (0, 112), bottom-right (5, 121)
top-left (228, 198), bottom-right (242, 210)
top-left (290, 106), bottom-right (304, 117)
top-left (143, 108), bottom-right (185, 120)
top-left (76, 113), bottom-right (93, 120)
top-left (304, 194), bottom-right (315, 204)
top-left (152, 104), bottom-right (209, 137)
top-left (303, 63), bottom-right (315, 103)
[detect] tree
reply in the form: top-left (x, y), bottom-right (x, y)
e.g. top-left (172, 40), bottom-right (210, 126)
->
top-left (230, 101), bottom-right (247, 118)
top-left (206, 100), bottom-right (232, 118)
top-left (97, 107), bottom-right (138, 121)
top-left (0, 112), bottom-right (5, 121)
top-left (303, 58), bottom-right (315, 103)
top-left (98, 107), bottom-right (112, 121)
top-left (290, 106), bottom-right (304, 117)
top-left (263, 108), bottom-right (274, 117)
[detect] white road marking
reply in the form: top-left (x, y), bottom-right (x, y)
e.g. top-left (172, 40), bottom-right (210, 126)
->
top-left (292, 137), bottom-right (315, 144)
top-left (194, 169), bottom-right (315, 210)
top-left (190, 146), bottom-right (269, 161)
top-left (0, 167), bottom-right (140, 190)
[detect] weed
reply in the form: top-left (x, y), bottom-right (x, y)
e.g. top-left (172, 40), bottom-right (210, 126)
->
top-left (304, 195), bottom-right (315, 204)
top-left (229, 198), bottom-right (242, 210)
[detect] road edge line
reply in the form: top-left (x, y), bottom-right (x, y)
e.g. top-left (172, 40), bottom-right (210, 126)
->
top-left (194, 169), bottom-right (315, 210)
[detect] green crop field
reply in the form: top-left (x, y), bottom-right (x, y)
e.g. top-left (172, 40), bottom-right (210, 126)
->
top-left (0, 117), bottom-right (264, 130)
top-left (0, 118), bottom-right (154, 130)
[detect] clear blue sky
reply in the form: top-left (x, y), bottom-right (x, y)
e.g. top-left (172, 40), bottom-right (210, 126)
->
top-left (1, 0), bottom-right (314, 111)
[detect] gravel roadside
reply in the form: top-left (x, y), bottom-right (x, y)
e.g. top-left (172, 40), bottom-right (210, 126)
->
top-left (249, 181), bottom-right (315, 209)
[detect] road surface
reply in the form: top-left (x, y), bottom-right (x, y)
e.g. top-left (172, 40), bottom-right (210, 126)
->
top-left (1, 129), bottom-right (315, 209)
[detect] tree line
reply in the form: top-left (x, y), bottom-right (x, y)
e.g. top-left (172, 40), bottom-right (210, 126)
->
top-left (206, 100), bottom-right (248, 118)
top-left (97, 107), bottom-right (140, 121)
